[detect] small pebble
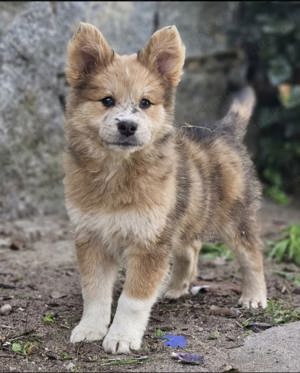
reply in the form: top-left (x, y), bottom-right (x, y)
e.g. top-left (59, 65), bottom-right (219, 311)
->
top-left (51, 291), bottom-right (63, 299)
top-left (209, 304), bottom-right (238, 318)
top-left (65, 362), bottom-right (75, 371)
top-left (190, 285), bottom-right (210, 295)
top-left (171, 351), bottom-right (204, 365)
top-left (1, 304), bottom-right (12, 315)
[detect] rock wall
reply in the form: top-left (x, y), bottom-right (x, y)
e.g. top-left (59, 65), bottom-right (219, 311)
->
top-left (0, 1), bottom-right (245, 219)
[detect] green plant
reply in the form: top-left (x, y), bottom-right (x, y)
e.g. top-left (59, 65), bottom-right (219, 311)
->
top-left (266, 299), bottom-right (300, 324)
top-left (60, 351), bottom-right (72, 361)
top-left (263, 169), bottom-right (290, 205)
top-left (43, 312), bottom-right (56, 325)
top-left (11, 342), bottom-right (22, 354)
top-left (99, 356), bottom-right (149, 367)
top-left (201, 242), bottom-right (234, 261)
top-left (154, 328), bottom-right (165, 338)
top-left (11, 341), bottom-right (38, 356)
top-left (265, 186), bottom-right (290, 205)
top-left (268, 224), bottom-right (300, 265)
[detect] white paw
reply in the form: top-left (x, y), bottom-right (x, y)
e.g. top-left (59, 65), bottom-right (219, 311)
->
top-left (238, 292), bottom-right (267, 309)
top-left (164, 287), bottom-right (189, 299)
top-left (102, 330), bottom-right (142, 354)
top-left (70, 321), bottom-right (107, 343)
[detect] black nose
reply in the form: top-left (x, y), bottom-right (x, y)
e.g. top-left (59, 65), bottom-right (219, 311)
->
top-left (117, 121), bottom-right (137, 137)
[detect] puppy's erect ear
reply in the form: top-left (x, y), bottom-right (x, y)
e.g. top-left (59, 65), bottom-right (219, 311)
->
top-left (66, 22), bottom-right (114, 87)
top-left (138, 25), bottom-right (185, 87)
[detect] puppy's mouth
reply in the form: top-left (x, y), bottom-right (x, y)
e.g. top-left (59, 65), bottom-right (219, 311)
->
top-left (103, 137), bottom-right (143, 149)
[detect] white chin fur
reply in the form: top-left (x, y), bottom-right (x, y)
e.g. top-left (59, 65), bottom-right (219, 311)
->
top-left (106, 143), bottom-right (143, 153)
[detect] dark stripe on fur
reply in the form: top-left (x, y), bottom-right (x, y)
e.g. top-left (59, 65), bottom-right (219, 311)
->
top-left (158, 141), bottom-right (191, 246)
top-left (173, 143), bottom-right (191, 221)
top-left (155, 132), bottom-right (173, 146)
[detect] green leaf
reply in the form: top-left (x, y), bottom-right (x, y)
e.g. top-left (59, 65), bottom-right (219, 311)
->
top-left (287, 225), bottom-right (300, 264)
top-left (263, 169), bottom-right (283, 188)
top-left (60, 351), bottom-right (72, 361)
top-left (268, 239), bottom-right (289, 261)
top-left (287, 241), bottom-right (294, 260)
top-left (294, 248), bottom-right (300, 266)
top-left (12, 342), bottom-right (23, 354)
top-left (155, 328), bottom-right (165, 338)
top-left (265, 186), bottom-right (290, 205)
top-left (43, 312), bottom-right (56, 324)
top-left (294, 275), bottom-right (300, 287)
top-left (268, 224), bottom-right (300, 265)
top-left (201, 243), bottom-right (233, 260)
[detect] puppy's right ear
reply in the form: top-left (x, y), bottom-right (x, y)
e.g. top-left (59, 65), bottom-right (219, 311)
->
top-left (138, 25), bottom-right (185, 87)
top-left (66, 22), bottom-right (114, 87)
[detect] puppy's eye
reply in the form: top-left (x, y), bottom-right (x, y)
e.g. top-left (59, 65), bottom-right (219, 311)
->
top-left (139, 98), bottom-right (152, 110)
top-left (101, 96), bottom-right (115, 108)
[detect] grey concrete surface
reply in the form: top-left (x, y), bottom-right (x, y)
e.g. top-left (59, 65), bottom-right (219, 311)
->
top-left (230, 321), bottom-right (300, 372)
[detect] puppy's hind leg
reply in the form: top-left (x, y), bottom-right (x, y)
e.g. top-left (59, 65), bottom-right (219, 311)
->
top-left (223, 220), bottom-right (267, 309)
top-left (164, 240), bottom-right (201, 299)
top-left (70, 237), bottom-right (118, 343)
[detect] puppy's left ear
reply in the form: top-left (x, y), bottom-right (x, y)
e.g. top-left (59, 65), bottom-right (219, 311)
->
top-left (66, 22), bottom-right (114, 87)
top-left (138, 25), bottom-right (185, 87)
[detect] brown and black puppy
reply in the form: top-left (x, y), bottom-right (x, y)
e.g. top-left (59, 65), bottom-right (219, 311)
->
top-left (63, 22), bottom-right (267, 354)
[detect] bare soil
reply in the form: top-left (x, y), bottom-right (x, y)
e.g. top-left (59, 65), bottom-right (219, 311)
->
top-left (1, 199), bottom-right (300, 372)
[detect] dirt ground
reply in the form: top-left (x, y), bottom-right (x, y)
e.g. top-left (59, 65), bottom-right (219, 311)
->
top-left (1, 199), bottom-right (300, 372)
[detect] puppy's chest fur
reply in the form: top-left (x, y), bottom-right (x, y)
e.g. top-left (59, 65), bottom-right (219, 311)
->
top-left (64, 150), bottom-right (177, 251)
top-left (66, 202), bottom-right (169, 250)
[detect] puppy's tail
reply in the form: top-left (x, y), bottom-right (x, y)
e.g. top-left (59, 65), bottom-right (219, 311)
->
top-left (220, 86), bottom-right (256, 140)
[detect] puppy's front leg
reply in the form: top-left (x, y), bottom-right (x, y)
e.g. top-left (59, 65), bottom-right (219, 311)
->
top-left (70, 237), bottom-right (118, 343)
top-left (103, 249), bottom-right (169, 354)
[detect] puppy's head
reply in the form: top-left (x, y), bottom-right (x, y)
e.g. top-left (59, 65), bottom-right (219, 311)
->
top-left (65, 22), bottom-right (185, 158)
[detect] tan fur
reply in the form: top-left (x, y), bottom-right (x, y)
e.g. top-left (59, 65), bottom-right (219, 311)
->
top-left (165, 240), bottom-right (202, 299)
top-left (64, 23), bottom-right (267, 353)
top-left (138, 25), bottom-right (186, 86)
top-left (124, 248), bottom-right (169, 299)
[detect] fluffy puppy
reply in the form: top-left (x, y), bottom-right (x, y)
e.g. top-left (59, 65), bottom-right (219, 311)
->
top-left (63, 22), bottom-right (267, 354)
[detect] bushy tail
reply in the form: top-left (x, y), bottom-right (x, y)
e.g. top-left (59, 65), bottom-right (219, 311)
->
top-left (220, 86), bottom-right (256, 140)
